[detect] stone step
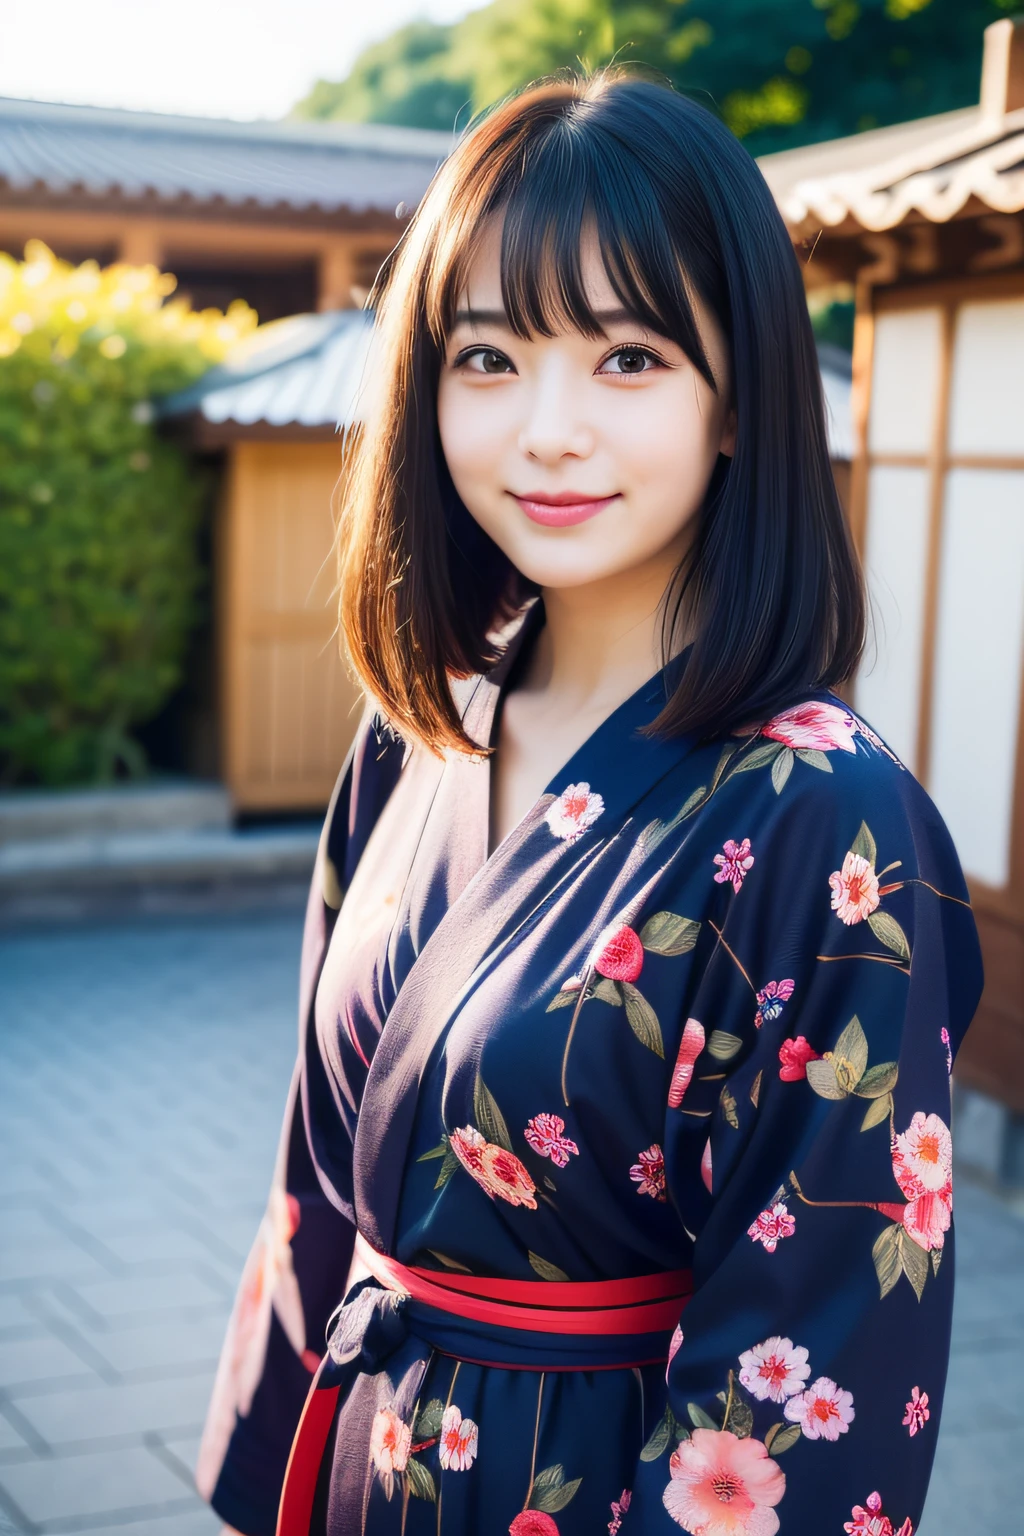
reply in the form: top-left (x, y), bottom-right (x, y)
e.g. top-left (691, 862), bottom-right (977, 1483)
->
top-left (0, 823), bottom-right (320, 893)
top-left (0, 780), bottom-right (232, 845)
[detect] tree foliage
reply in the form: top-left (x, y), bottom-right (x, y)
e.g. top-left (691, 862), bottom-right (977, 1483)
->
top-left (294, 0), bottom-right (1018, 153)
top-left (0, 243), bottom-right (256, 786)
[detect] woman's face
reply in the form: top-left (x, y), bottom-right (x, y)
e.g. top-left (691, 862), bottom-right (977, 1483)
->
top-left (436, 220), bottom-right (736, 593)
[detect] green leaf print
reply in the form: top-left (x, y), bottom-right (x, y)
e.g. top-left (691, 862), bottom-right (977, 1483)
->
top-left (528, 1251), bottom-right (570, 1283)
top-left (873, 1222), bottom-right (902, 1299)
top-left (795, 748), bottom-right (833, 773)
top-left (771, 748), bottom-right (794, 794)
top-left (706, 1030), bottom-right (743, 1063)
top-left (639, 911), bottom-right (701, 956)
top-left (621, 983), bottom-right (664, 1057)
top-left (851, 821), bottom-right (877, 866)
top-left (530, 1464), bottom-right (582, 1513)
top-left (868, 910), bottom-right (911, 962)
top-left (474, 1075), bottom-right (512, 1151)
top-left (405, 1457), bottom-right (436, 1501)
top-left (765, 1422), bottom-right (802, 1455)
top-left (414, 1399), bottom-right (445, 1438)
top-left (860, 1093), bottom-right (893, 1132)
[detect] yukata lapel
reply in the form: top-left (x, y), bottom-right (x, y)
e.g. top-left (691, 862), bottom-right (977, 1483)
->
top-left (353, 652), bottom-right (703, 1254)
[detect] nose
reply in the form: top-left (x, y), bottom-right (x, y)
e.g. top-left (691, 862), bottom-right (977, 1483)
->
top-left (516, 358), bottom-right (595, 464)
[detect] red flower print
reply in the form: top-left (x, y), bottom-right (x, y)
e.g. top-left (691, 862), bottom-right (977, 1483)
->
top-left (902, 1385), bottom-right (929, 1437)
top-left (891, 1112), bottom-right (953, 1252)
top-left (761, 701), bottom-right (858, 754)
top-left (713, 838), bottom-right (754, 893)
top-left (700, 1138), bottom-right (713, 1192)
top-left (450, 1126), bottom-right (538, 1209)
top-left (592, 923), bottom-right (644, 982)
top-left (438, 1403), bottom-right (478, 1470)
top-left (828, 851), bottom-right (880, 924)
top-left (608, 1489), bottom-right (632, 1535)
top-left (747, 1201), bottom-right (796, 1252)
top-left (524, 1113), bottom-right (579, 1168)
top-left (369, 1406), bottom-right (411, 1475)
top-left (738, 1335), bottom-right (810, 1403)
top-left (778, 1036), bottom-right (820, 1082)
top-left (510, 1514), bottom-right (560, 1536)
top-left (784, 1375), bottom-right (854, 1441)
top-left (941, 1026), bottom-right (952, 1074)
top-left (545, 782), bottom-right (604, 842)
top-left (668, 1018), bottom-right (705, 1108)
top-left (844, 1491), bottom-right (897, 1536)
top-left (663, 1428), bottom-right (785, 1535)
top-left (630, 1143), bottom-right (667, 1201)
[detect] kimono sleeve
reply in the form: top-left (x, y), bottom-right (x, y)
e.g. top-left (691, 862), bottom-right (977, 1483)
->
top-left (197, 713), bottom-right (405, 1536)
top-left (625, 751), bottom-right (982, 1536)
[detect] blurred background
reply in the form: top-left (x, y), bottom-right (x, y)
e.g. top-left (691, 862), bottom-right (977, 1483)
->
top-left (0, 3), bottom-right (1022, 1532)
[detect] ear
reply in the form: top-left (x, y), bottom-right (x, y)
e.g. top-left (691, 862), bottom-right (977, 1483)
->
top-left (719, 406), bottom-right (737, 459)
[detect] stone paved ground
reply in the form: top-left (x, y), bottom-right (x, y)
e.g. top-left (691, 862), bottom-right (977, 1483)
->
top-left (0, 911), bottom-right (1021, 1535)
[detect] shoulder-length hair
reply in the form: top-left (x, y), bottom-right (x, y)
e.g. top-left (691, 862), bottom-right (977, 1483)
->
top-left (337, 69), bottom-right (864, 755)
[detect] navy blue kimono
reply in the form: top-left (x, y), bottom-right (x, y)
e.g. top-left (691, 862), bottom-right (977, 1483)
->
top-left (198, 612), bottom-right (981, 1536)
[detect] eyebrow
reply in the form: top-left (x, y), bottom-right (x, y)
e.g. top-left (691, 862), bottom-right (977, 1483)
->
top-left (452, 306), bottom-right (642, 329)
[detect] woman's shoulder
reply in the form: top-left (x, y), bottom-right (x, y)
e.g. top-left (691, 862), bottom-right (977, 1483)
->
top-left (701, 693), bottom-right (960, 877)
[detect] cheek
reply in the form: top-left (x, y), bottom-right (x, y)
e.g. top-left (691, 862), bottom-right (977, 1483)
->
top-left (437, 385), bottom-right (512, 492)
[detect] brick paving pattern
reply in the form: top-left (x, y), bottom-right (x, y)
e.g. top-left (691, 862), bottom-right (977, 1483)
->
top-left (0, 910), bottom-right (1021, 1534)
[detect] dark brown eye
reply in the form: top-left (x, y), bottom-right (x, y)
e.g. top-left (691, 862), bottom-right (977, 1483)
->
top-left (613, 349), bottom-right (649, 374)
top-left (459, 347), bottom-right (513, 374)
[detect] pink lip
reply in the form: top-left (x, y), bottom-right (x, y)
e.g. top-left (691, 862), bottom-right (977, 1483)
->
top-left (512, 492), bottom-right (620, 528)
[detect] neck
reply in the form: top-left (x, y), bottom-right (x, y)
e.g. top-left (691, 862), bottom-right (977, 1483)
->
top-left (525, 548), bottom-right (684, 711)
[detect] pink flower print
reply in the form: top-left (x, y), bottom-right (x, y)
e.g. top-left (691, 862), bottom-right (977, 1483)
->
top-left (761, 701), bottom-right (858, 754)
top-left (892, 1112), bottom-right (953, 1252)
top-left (450, 1126), bottom-right (538, 1209)
top-left (662, 1428), bottom-right (786, 1535)
top-left (844, 1491), bottom-right (895, 1536)
top-left (608, 1489), bottom-right (632, 1535)
top-left (524, 1112), bottom-right (579, 1168)
top-left (778, 1036), bottom-right (820, 1082)
top-left (893, 1113), bottom-right (953, 1196)
top-left (902, 1385), bottom-right (930, 1436)
top-left (829, 851), bottom-right (880, 925)
top-left (591, 922), bottom-right (644, 982)
top-left (668, 1018), bottom-right (706, 1108)
top-left (700, 1138), bottom-right (713, 1192)
top-left (713, 838), bottom-right (755, 893)
top-left (667, 1325), bottom-right (685, 1381)
top-left (630, 1143), bottom-right (667, 1201)
top-left (738, 1336), bottom-right (811, 1403)
top-left (545, 782), bottom-right (604, 842)
top-left (784, 1376), bottom-right (855, 1441)
top-left (941, 1026), bottom-right (952, 1074)
top-left (510, 1514), bottom-right (560, 1536)
top-left (895, 1523), bottom-right (914, 1536)
top-left (754, 979), bottom-right (794, 1029)
top-left (438, 1403), bottom-right (478, 1470)
top-left (369, 1406), bottom-right (411, 1475)
top-left (747, 1201), bottom-right (796, 1253)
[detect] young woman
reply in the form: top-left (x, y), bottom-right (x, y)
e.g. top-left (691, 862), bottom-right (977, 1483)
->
top-left (198, 71), bottom-right (981, 1536)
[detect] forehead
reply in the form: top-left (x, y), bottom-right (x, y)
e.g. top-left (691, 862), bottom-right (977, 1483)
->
top-left (455, 217), bottom-right (620, 316)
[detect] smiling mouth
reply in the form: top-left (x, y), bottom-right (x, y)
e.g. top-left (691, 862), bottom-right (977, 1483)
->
top-left (511, 492), bottom-right (620, 528)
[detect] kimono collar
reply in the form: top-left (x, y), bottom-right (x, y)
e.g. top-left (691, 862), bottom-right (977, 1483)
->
top-left (465, 599), bottom-right (698, 841)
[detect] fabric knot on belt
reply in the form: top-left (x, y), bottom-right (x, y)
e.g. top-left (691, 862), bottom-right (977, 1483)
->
top-left (326, 1278), bottom-right (409, 1374)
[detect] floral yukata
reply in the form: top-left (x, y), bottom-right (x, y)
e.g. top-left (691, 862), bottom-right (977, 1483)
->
top-left (198, 613), bottom-right (981, 1536)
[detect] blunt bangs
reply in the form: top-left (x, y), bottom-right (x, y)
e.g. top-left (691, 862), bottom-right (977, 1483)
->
top-left (338, 71), bottom-right (865, 756)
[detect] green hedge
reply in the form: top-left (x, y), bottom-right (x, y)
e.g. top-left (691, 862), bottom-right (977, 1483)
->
top-left (0, 243), bottom-right (255, 786)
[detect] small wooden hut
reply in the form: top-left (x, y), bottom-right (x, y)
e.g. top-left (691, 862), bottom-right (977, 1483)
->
top-left (761, 17), bottom-right (1024, 1118)
top-left (164, 313), bottom-right (371, 812)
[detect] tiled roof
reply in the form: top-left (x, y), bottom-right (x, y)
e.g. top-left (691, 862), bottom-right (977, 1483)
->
top-left (761, 104), bottom-right (1024, 235)
top-left (161, 309), bottom-right (374, 429)
top-left (0, 96), bottom-right (452, 216)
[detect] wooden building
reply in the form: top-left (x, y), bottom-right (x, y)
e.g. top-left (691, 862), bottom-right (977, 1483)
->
top-left (761, 17), bottom-right (1024, 1117)
top-left (0, 96), bottom-right (451, 316)
top-left (163, 312), bottom-right (372, 813)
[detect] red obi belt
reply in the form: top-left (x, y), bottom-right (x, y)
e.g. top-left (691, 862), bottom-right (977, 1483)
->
top-left (278, 1234), bottom-right (692, 1536)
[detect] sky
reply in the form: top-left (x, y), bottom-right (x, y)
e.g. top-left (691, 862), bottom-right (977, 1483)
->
top-left (0, 0), bottom-right (483, 121)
